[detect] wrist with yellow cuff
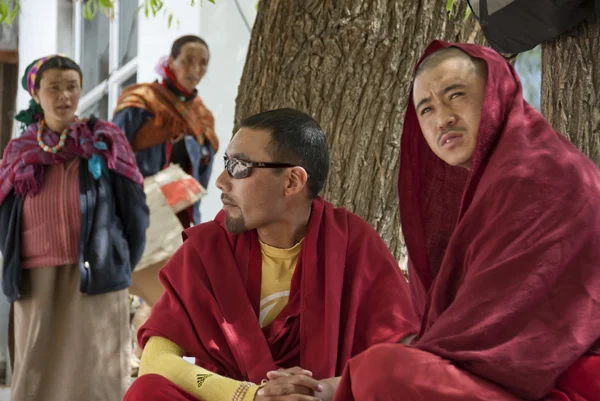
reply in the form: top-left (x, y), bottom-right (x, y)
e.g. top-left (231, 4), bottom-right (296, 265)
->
top-left (140, 336), bottom-right (264, 401)
top-left (193, 373), bottom-right (260, 401)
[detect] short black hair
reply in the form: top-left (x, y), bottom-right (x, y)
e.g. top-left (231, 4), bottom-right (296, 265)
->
top-left (240, 108), bottom-right (330, 199)
top-left (170, 35), bottom-right (209, 59)
top-left (415, 47), bottom-right (486, 79)
top-left (35, 56), bottom-right (82, 90)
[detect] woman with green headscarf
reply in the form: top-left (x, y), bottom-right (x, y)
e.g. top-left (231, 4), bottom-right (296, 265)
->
top-left (0, 55), bottom-right (149, 401)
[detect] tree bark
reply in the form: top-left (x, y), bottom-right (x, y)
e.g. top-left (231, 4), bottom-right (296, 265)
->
top-left (234, 1), bottom-right (484, 261)
top-left (541, 18), bottom-right (600, 165)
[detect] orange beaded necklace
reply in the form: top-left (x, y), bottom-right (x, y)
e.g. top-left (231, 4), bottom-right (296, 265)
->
top-left (37, 119), bottom-right (69, 153)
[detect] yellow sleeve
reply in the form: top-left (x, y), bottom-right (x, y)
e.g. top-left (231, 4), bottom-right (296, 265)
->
top-left (139, 336), bottom-right (260, 401)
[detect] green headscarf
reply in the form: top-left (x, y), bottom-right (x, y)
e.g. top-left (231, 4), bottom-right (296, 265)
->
top-left (14, 58), bottom-right (46, 131)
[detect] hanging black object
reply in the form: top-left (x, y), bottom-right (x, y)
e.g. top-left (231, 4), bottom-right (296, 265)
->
top-left (467, 0), bottom-right (599, 54)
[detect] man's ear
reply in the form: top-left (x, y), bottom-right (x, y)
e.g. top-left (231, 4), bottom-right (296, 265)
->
top-left (285, 166), bottom-right (309, 196)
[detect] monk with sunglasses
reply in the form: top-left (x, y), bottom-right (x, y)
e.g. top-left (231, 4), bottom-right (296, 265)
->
top-left (124, 108), bottom-right (419, 401)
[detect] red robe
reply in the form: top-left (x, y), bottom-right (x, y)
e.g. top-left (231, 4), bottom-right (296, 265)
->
top-left (334, 41), bottom-right (600, 401)
top-left (127, 197), bottom-right (418, 399)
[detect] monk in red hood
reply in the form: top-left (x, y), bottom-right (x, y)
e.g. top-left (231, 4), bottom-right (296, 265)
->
top-left (333, 41), bottom-right (600, 401)
top-left (123, 108), bottom-right (418, 401)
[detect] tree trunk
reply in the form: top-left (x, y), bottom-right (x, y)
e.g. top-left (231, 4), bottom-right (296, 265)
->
top-left (541, 18), bottom-right (600, 165)
top-left (234, 1), bottom-right (484, 261)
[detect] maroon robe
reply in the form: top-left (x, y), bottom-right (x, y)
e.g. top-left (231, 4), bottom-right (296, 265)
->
top-left (334, 41), bottom-right (600, 401)
top-left (125, 197), bottom-right (418, 400)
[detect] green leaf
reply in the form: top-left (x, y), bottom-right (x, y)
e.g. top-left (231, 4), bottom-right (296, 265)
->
top-left (463, 6), bottom-right (472, 21)
top-left (0, 0), bottom-right (18, 25)
top-left (445, 0), bottom-right (455, 16)
top-left (168, 13), bottom-right (173, 28)
top-left (0, 2), bottom-right (8, 20)
top-left (99, 0), bottom-right (112, 8)
top-left (90, 0), bottom-right (98, 18)
top-left (150, 0), bottom-right (164, 15)
top-left (82, 1), bottom-right (92, 20)
top-left (82, 0), bottom-right (100, 20)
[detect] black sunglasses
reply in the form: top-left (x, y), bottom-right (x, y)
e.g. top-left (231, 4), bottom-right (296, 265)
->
top-left (223, 155), bottom-right (298, 179)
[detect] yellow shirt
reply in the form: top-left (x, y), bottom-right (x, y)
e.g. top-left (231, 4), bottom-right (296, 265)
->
top-left (259, 238), bottom-right (303, 328)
